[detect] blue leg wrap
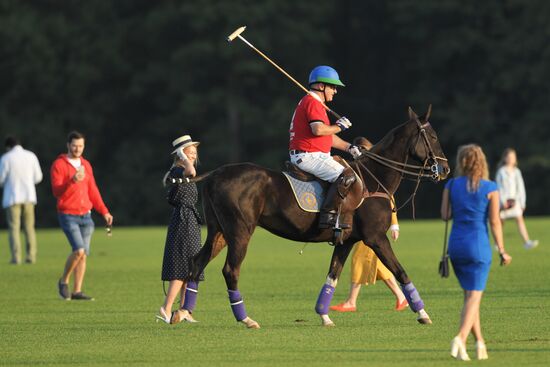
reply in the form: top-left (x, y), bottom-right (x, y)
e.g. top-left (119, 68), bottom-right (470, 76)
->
top-left (401, 282), bottom-right (425, 312)
top-left (183, 281), bottom-right (198, 312)
top-left (228, 289), bottom-right (247, 321)
top-left (315, 284), bottom-right (335, 315)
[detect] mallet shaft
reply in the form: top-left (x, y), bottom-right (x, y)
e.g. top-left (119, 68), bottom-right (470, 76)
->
top-left (237, 35), bottom-right (308, 95)
top-left (227, 26), bottom-right (342, 120)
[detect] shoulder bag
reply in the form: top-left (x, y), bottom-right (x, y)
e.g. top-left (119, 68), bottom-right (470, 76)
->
top-left (438, 179), bottom-right (453, 278)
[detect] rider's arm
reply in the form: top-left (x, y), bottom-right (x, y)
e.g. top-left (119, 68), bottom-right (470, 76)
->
top-left (310, 121), bottom-right (342, 136)
top-left (331, 134), bottom-right (352, 151)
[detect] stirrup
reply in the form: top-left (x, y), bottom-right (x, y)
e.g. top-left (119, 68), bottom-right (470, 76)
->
top-left (319, 210), bottom-right (337, 229)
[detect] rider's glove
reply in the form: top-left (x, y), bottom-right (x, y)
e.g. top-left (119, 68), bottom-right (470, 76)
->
top-left (176, 148), bottom-right (188, 161)
top-left (336, 116), bottom-right (352, 131)
top-left (348, 144), bottom-right (362, 159)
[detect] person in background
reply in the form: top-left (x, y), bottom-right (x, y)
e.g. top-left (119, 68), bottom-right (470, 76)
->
top-left (330, 218), bottom-right (407, 313)
top-left (441, 144), bottom-right (512, 361)
top-left (157, 135), bottom-right (204, 324)
top-left (496, 148), bottom-right (538, 249)
top-left (330, 138), bottom-right (407, 313)
top-left (0, 136), bottom-right (43, 264)
top-left (51, 131), bottom-right (113, 301)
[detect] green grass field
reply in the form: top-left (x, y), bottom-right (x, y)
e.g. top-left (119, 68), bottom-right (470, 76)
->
top-left (0, 218), bottom-right (549, 366)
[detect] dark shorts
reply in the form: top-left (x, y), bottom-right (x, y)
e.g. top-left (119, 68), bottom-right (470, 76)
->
top-left (58, 212), bottom-right (95, 255)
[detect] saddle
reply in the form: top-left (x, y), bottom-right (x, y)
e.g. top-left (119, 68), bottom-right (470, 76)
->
top-left (284, 156), bottom-right (352, 181)
top-left (283, 156), bottom-right (365, 244)
top-left (284, 161), bottom-right (318, 182)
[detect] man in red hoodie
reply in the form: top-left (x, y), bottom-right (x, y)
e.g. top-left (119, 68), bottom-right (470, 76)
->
top-left (51, 131), bottom-right (113, 300)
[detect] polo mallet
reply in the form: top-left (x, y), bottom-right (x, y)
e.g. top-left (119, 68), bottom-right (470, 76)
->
top-left (227, 26), bottom-right (342, 120)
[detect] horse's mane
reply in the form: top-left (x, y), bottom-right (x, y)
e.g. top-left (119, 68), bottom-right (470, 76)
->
top-left (354, 119), bottom-right (410, 157)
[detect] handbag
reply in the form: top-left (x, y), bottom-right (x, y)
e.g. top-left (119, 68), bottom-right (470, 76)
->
top-left (438, 179), bottom-right (453, 278)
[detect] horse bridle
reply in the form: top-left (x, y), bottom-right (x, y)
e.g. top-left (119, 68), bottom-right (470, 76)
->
top-left (414, 119), bottom-right (448, 180)
top-left (352, 118), bottom-right (448, 215)
top-left (357, 119), bottom-right (447, 181)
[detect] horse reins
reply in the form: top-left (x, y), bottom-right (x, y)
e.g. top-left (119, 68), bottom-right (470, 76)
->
top-left (351, 119), bottom-right (448, 216)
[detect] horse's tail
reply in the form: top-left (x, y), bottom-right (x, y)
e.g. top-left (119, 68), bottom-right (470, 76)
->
top-left (201, 176), bottom-right (227, 239)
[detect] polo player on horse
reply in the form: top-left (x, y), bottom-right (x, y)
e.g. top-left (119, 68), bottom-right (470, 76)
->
top-left (288, 65), bottom-right (362, 232)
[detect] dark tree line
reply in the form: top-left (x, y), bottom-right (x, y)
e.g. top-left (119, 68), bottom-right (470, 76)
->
top-left (1, 0), bottom-right (549, 227)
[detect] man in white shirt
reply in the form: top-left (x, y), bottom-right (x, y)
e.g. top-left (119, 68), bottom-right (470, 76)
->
top-left (0, 136), bottom-right (43, 264)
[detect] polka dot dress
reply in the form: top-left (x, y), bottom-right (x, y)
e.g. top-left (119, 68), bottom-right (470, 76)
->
top-left (161, 167), bottom-right (204, 281)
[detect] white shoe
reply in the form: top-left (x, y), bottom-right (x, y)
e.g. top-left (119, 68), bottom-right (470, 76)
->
top-left (155, 307), bottom-right (171, 324)
top-left (524, 240), bottom-right (539, 250)
top-left (450, 336), bottom-right (471, 361)
top-left (476, 341), bottom-right (488, 360)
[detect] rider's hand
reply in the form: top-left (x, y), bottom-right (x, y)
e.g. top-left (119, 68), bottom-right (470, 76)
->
top-left (176, 148), bottom-right (188, 162)
top-left (336, 117), bottom-right (352, 131)
top-left (348, 144), bottom-right (362, 159)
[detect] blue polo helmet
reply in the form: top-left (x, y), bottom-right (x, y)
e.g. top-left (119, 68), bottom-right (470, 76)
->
top-left (308, 65), bottom-right (345, 87)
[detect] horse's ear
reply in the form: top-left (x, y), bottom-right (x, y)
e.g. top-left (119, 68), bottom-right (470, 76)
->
top-left (425, 104), bottom-right (432, 121)
top-left (408, 106), bottom-right (418, 120)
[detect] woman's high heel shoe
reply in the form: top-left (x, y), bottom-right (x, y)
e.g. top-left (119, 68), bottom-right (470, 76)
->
top-left (450, 336), bottom-right (471, 361)
top-left (155, 307), bottom-right (171, 324)
top-left (476, 341), bottom-right (488, 360)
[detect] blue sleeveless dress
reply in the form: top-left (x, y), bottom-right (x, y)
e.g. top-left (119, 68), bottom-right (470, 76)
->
top-left (446, 176), bottom-right (498, 291)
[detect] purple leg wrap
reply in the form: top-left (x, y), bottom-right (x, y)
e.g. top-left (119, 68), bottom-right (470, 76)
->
top-left (401, 282), bottom-right (424, 312)
top-left (183, 281), bottom-right (199, 312)
top-left (228, 289), bottom-right (247, 321)
top-left (315, 284), bottom-right (335, 315)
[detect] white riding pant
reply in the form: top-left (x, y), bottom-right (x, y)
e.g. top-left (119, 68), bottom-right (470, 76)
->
top-left (290, 152), bottom-right (344, 183)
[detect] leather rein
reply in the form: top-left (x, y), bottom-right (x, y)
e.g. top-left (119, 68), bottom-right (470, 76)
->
top-left (351, 119), bottom-right (448, 216)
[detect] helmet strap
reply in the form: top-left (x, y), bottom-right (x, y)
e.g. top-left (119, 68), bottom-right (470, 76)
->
top-left (309, 83), bottom-right (326, 102)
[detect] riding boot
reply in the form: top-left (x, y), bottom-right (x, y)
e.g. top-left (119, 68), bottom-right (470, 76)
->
top-left (319, 167), bottom-right (357, 229)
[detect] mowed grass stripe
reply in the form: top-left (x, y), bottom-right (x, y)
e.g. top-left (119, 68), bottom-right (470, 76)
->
top-left (0, 218), bottom-right (548, 366)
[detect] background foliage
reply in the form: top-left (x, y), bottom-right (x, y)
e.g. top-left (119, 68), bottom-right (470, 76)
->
top-left (1, 0), bottom-right (549, 226)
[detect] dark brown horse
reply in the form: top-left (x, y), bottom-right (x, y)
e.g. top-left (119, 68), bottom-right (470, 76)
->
top-left (190, 106), bottom-right (449, 328)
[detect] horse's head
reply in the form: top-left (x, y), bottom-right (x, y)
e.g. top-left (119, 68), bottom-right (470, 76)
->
top-left (406, 105), bottom-right (450, 182)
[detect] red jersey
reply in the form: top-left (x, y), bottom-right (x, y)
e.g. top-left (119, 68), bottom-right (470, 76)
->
top-left (289, 94), bottom-right (332, 153)
top-left (50, 154), bottom-right (109, 216)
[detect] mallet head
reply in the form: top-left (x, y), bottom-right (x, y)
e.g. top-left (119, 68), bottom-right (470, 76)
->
top-left (227, 26), bottom-right (246, 42)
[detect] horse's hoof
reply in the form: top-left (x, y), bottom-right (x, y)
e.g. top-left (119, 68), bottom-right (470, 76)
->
top-left (320, 314), bottom-right (335, 327)
top-left (416, 309), bottom-right (432, 324)
top-left (242, 317), bottom-right (260, 329)
top-left (417, 316), bottom-right (432, 324)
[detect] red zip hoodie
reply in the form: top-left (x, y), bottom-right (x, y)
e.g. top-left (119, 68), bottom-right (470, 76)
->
top-left (50, 154), bottom-right (109, 216)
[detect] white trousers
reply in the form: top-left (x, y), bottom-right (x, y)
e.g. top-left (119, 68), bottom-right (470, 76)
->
top-left (290, 152), bottom-right (344, 183)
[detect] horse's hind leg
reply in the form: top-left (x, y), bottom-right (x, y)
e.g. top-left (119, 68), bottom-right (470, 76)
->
top-left (221, 229), bottom-right (260, 329)
top-left (183, 230), bottom-right (226, 315)
top-left (314, 238), bottom-right (356, 327)
top-left (187, 188), bottom-right (229, 314)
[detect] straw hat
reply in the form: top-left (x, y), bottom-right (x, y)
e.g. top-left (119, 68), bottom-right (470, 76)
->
top-left (171, 135), bottom-right (200, 154)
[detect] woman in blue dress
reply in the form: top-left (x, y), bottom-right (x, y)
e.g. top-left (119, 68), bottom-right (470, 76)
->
top-left (441, 144), bottom-right (512, 361)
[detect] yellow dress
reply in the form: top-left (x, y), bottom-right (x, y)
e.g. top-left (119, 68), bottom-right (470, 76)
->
top-left (351, 199), bottom-right (398, 285)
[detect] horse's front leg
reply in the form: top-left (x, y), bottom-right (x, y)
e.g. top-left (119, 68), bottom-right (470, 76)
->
top-left (367, 235), bottom-right (432, 325)
top-left (314, 239), bottom-right (356, 327)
